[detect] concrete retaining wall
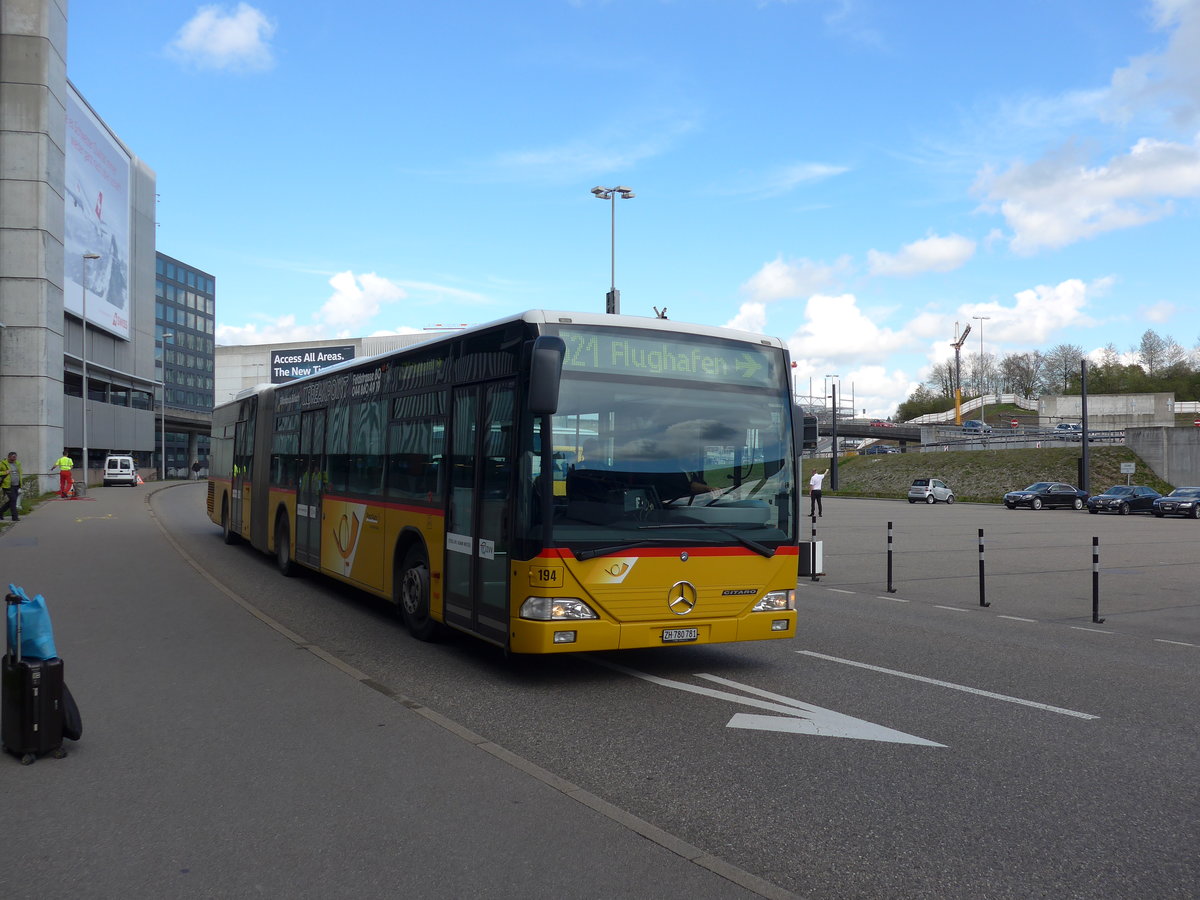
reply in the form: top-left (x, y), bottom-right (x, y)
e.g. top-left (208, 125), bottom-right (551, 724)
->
top-left (1126, 428), bottom-right (1200, 487)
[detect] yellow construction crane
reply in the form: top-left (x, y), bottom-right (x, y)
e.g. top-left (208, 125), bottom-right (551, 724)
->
top-left (950, 322), bottom-right (972, 425)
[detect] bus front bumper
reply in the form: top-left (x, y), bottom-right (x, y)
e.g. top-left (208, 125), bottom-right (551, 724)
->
top-left (507, 612), bottom-right (795, 654)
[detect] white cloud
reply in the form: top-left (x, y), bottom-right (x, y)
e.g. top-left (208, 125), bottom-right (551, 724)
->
top-left (963, 278), bottom-right (1098, 346)
top-left (1141, 300), bottom-right (1177, 322)
top-left (318, 271), bottom-right (406, 329)
top-left (740, 255), bottom-right (852, 302)
top-left (167, 3), bottom-right (277, 72)
top-left (716, 162), bottom-right (850, 199)
top-left (867, 233), bottom-right (976, 277)
top-left (786, 293), bottom-right (913, 364)
top-left (1107, 0), bottom-right (1200, 128)
top-left (975, 135), bottom-right (1200, 253)
top-left (725, 302), bottom-right (768, 333)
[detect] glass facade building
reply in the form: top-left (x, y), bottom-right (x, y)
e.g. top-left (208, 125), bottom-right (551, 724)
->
top-left (155, 253), bottom-right (215, 474)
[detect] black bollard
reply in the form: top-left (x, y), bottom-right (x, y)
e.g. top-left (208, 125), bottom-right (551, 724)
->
top-left (886, 521), bottom-right (896, 593)
top-left (978, 528), bottom-right (990, 607)
top-left (1092, 536), bottom-right (1104, 623)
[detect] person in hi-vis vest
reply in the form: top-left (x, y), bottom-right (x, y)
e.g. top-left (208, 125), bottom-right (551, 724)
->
top-left (53, 451), bottom-right (74, 498)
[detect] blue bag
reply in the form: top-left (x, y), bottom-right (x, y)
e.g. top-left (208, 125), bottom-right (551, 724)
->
top-left (6, 584), bottom-right (59, 660)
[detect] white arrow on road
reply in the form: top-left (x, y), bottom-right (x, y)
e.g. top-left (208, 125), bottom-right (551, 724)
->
top-left (593, 660), bottom-right (944, 747)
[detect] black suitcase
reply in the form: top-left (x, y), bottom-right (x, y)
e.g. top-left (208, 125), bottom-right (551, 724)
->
top-left (2, 592), bottom-right (67, 765)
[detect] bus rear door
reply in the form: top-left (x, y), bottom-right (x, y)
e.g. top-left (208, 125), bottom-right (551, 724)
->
top-left (297, 409), bottom-right (326, 567)
top-left (443, 382), bottom-right (514, 645)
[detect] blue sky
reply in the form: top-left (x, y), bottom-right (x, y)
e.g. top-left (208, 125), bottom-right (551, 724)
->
top-left (67, 1), bottom-right (1200, 416)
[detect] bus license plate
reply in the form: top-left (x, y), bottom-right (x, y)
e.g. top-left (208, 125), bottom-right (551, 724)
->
top-left (662, 627), bottom-right (699, 643)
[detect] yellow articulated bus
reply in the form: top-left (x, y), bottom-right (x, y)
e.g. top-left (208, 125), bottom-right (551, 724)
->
top-left (207, 310), bottom-right (802, 653)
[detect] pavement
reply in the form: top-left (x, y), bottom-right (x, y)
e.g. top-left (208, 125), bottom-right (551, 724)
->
top-left (0, 484), bottom-right (785, 900)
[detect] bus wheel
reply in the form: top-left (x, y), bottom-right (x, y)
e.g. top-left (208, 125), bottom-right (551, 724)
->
top-left (221, 498), bottom-right (238, 545)
top-left (275, 513), bottom-right (296, 577)
top-left (399, 546), bottom-right (437, 641)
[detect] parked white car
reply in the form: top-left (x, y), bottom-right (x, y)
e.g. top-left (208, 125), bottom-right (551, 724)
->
top-left (908, 478), bottom-right (954, 504)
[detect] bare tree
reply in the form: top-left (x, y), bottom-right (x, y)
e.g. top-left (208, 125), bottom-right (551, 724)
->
top-left (1043, 343), bottom-right (1084, 393)
top-left (925, 359), bottom-right (957, 399)
top-left (966, 352), bottom-right (998, 398)
top-left (1137, 329), bottom-right (1167, 375)
top-left (999, 350), bottom-right (1045, 397)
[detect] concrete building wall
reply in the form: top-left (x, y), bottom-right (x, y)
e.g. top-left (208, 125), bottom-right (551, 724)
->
top-left (2, 1), bottom-right (159, 487)
top-left (1127, 427), bottom-right (1200, 488)
top-left (1, 0), bottom-right (68, 475)
top-left (1039, 393), bottom-right (1174, 428)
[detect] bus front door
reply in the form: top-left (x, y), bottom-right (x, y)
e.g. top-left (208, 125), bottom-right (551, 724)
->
top-left (444, 382), bottom-right (514, 646)
top-left (297, 409), bottom-right (326, 567)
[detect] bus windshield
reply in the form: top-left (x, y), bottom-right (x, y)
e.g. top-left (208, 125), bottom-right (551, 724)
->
top-left (522, 369), bottom-right (796, 554)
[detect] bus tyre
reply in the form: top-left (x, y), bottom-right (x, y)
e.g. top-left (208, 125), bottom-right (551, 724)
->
top-left (275, 513), bottom-right (296, 577)
top-left (221, 498), bottom-right (238, 545)
top-left (399, 546), bottom-right (437, 641)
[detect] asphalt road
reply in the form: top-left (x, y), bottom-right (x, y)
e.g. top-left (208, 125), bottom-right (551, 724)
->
top-left (156, 486), bottom-right (1198, 899)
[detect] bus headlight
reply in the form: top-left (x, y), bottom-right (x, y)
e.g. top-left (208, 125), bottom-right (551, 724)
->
top-left (520, 597), bottom-right (599, 621)
top-left (753, 589), bottom-right (795, 612)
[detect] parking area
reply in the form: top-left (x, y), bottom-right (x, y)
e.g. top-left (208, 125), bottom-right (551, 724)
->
top-left (806, 497), bottom-right (1200, 644)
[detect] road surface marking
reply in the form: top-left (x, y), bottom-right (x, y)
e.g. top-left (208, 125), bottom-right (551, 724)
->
top-left (797, 650), bottom-right (1099, 720)
top-left (876, 596), bottom-right (909, 602)
top-left (1071, 626), bottom-right (1114, 634)
top-left (1155, 639), bottom-right (1196, 647)
top-left (593, 659), bottom-right (944, 746)
top-left (997, 615), bottom-right (1038, 623)
top-left (935, 605), bottom-right (969, 612)
top-left (828, 589), bottom-right (855, 594)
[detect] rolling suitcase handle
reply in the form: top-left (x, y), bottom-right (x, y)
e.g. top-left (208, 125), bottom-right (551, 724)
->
top-left (4, 591), bottom-right (20, 664)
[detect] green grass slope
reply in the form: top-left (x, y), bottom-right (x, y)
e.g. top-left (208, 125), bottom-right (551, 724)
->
top-left (802, 445), bottom-right (1174, 503)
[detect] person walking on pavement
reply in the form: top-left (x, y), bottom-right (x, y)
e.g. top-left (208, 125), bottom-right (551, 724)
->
top-left (53, 450), bottom-right (74, 498)
top-left (0, 450), bottom-right (24, 521)
top-left (808, 467), bottom-right (829, 518)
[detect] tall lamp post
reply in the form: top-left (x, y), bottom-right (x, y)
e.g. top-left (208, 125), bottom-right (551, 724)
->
top-left (827, 374), bottom-right (840, 490)
top-left (158, 331), bottom-right (174, 480)
top-left (590, 185), bottom-right (635, 314)
top-left (972, 315), bottom-right (990, 428)
top-left (80, 252), bottom-right (101, 488)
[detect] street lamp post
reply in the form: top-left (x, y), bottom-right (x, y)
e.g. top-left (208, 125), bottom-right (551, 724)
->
top-left (972, 315), bottom-right (991, 428)
top-left (80, 252), bottom-right (101, 489)
top-left (827, 375), bottom-right (840, 490)
top-left (590, 185), bottom-right (635, 314)
top-left (158, 331), bottom-right (174, 480)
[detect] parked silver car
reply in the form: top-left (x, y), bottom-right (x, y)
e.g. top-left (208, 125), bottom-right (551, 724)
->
top-left (908, 477), bottom-right (954, 504)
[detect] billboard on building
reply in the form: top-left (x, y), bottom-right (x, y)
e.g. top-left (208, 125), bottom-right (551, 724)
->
top-left (63, 84), bottom-right (132, 340)
top-left (271, 346), bottom-right (356, 382)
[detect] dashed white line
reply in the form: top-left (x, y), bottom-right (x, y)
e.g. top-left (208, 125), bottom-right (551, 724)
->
top-left (876, 595), bottom-right (909, 602)
top-left (1155, 639), bottom-right (1197, 647)
top-left (935, 605), bottom-right (969, 612)
top-left (797, 650), bottom-right (1100, 720)
top-left (828, 589), bottom-right (856, 594)
top-left (997, 615), bottom-right (1038, 623)
top-left (1071, 626), bottom-right (1114, 634)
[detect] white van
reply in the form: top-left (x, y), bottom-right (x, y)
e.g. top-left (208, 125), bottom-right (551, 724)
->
top-left (103, 454), bottom-right (138, 487)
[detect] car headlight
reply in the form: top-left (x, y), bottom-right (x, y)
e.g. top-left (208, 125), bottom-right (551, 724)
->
top-left (519, 596), bottom-right (599, 621)
top-left (753, 589), bottom-right (795, 612)
top-left (1179, 502), bottom-right (1194, 507)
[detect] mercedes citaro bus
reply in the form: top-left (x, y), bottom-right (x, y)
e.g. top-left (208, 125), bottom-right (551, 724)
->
top-left (208, 310), bottom-right (802, 653)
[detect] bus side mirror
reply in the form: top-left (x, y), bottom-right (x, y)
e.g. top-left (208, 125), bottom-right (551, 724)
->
top-left (529, 336), bottom-right (566, 415)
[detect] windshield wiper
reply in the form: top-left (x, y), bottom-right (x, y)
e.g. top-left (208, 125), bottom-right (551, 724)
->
top-left (636, 524), bottom-right (776, 558)
top-left (573, 539), bottom-right (687, 561)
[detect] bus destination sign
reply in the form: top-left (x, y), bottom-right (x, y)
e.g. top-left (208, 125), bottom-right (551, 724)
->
top-left (558, 329), bottom-right (778, 388)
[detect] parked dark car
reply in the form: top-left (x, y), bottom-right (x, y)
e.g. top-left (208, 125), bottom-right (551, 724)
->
top-left (1087, 485), bottom-right (1161, 515)
top-left (1152, 486), bottom-right (1200, 518)
top-left (1003, 482), bottom-right (1088, 510)
top-left (861, 444), bottom-right (899, 454)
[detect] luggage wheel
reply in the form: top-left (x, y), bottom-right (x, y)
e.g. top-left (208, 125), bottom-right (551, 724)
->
top-left (20, 753), bottom-right (36, 765)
